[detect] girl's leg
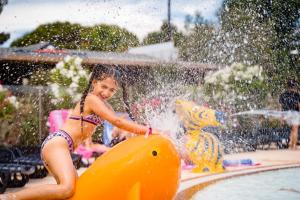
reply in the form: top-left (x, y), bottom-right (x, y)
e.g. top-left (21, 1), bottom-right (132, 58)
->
top-left (289, 127), bottom-right (294, 149)
top-left (289, 125), bottom-right (298, 150)
top-left (1, 137), bottom-right (77, 200)
top-left (292, 125), bottom-right (298, 149)
top-left (295, 126), bottom-right (299, 149)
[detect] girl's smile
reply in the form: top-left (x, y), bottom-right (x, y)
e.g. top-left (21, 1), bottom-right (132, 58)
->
top-left (92, 77), bottom-right (118, 100)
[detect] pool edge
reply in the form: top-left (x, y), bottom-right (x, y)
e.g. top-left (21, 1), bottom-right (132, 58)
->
top-left (175, 162), bottom-right (300, 200)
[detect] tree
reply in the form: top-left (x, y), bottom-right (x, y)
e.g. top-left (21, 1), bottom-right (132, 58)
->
top-left (0, 0), bottom-right (9, 44)
top-left (11, 22), bottom-right (84, 49)
top-left (219, 0), bottom-right (300, 52)
top-left (179, 11), bottom-right (216, 62)
top-left (176, 1), bottom-right (300, 114)
top-left (179, 1), bottom-right (299, 88)
top-left (142, 21), bottom-right (184, 46)
top-left (178, 24), bottom-right (215, 62)
top-left (184, 11), bottom-right (210, 32)
top-left (0, 32), bottom-right (9, 45)
top-left (219, 0), bottom-right (300, 88)
top-left (11, 22), bottom-right (139, 52)
top-left (80, 24), bottom-right (139, 52)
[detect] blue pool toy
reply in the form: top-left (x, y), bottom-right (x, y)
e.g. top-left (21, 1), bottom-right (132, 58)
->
top-left (223, 159), bottom-right (253, 167)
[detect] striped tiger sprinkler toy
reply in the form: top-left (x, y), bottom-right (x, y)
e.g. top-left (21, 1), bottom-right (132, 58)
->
top-left (175, 100), bottom-right (225, 173)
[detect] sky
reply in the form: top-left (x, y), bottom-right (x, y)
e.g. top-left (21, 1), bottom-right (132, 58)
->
top-left (0, 0), bottom-right (224, 47)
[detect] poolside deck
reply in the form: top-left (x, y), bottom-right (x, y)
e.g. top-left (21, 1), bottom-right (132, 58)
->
top-left (177, 148), bottom-right (300, 199)
top-left (5, 148), bottom-right (300, 199)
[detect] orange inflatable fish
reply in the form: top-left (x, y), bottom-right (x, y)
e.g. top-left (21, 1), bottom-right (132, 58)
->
top-left (69, 135), bottom-right (181, 200)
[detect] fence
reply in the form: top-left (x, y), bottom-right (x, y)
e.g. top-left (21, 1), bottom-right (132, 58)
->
top-left (1, 85), bottom-right (54, 145)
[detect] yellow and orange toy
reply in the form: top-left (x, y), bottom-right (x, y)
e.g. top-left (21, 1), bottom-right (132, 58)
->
top-left (175, 100), bottom-right (224, 173)
top-left (69, 135), bottom-right (181, 200)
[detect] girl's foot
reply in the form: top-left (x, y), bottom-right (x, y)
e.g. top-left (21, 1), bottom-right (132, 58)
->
top-left (288, 145), bottom-right (297, 150)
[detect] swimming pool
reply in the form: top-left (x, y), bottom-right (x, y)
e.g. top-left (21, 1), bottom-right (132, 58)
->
top-left (192, 167), bottom-right (300, 200)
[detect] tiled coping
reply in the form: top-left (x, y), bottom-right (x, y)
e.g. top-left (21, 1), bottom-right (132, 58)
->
top-left (175, 162), bottom-right (300, 200)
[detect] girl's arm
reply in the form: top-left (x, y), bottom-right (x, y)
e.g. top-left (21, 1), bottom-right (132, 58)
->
top-left (86, 94), bottom-right (154, 135)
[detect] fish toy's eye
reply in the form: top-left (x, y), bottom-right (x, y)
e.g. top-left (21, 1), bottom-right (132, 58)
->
top-left (192, 106), bottom-right (200, 113)
top-left (152, 150), bottom-right (158, 156)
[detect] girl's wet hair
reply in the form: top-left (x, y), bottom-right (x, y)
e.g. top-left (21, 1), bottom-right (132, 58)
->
top-left (80, 65), bottom-right (134, 133)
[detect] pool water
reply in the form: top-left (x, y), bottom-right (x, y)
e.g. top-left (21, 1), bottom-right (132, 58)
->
top-left (192, 167), bottom-right (300, 200)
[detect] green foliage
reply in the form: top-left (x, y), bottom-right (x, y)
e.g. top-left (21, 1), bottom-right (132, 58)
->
top-left (143, 31), bottom-right (164, 45)
top-left (180, 8), bottom-right (278, 66)
top-left (18, 114), bottom-right (40, 146)
top-left (142, 21), bottom-right (184, 46)
top-left (0, 85), bottom-right (33, 145)
top-left (218, 0), bottom-right (300, 89)
top-left (220, 0), bottom-right (300, 46)
top-left (2, 88), bottom-right (57, 146)
top-left (27, 67), bottom-right (53, 86)
top-left (180, 11), bottom-right (216, 62)
top-left (0, 0), bottom-right (9, 45)
top-left (81, 24), bottom-right (139, 52)
top-left (0, 101), bottom-right (14, 119)
top-left (0, 91), bottom-right (5, 101)
top-left (178, 24), bottom-right (215, 62)
top-left (0, 32), bottom-right (9, 45)
top-left (0, 88), bottom-right (18, 119)
top-left (11, 22), bottom-right (139, 52)
top-left (11, 22), bottom-right (84, 49)
top-left (203, 63), bottom-right (268, 111)
top-left (179, 1), bottom-right (299, 100)
top-left (1, 94), bottom-right (20, 143)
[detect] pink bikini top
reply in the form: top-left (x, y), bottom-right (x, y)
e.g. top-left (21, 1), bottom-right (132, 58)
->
top-left (69, 114), bottom-right (102, 126)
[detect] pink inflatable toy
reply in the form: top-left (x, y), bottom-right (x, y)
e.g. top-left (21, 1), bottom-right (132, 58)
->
top-left (48, 109), bottom-right (70, 133)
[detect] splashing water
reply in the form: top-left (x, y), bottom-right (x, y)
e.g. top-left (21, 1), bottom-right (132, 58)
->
top-left (134, 83), bottom-right (202, 154)
top-left (232, 110), bottom-right (300, 126)
top-left (147, 102), bottom-right (186, 152)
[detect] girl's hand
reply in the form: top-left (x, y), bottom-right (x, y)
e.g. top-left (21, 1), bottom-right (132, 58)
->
top-left (151, 128), bottom-right (162, 135)
top-left (151, 129), bottom-right (172, 138)
top-left (112, 128), bottom-right (120, 138)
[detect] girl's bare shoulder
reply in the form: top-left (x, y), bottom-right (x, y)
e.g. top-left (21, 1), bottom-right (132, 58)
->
top-left (85, 93), bottom-right (102, 102)
top-left (85, 94), bottom-right (107, 108)
top-left (85, 94), bottom-right (114, 112)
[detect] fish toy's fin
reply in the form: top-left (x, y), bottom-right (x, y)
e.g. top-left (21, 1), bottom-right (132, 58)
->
top-left (127, 182), bottom-right (141, 200)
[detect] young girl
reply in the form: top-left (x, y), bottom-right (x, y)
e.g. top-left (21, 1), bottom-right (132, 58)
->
top-left (0, 65), bottom-right (160, 200)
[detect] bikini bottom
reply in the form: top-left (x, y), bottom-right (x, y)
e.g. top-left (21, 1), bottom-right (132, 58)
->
top-left (40, 130), bottom-right (74, 166)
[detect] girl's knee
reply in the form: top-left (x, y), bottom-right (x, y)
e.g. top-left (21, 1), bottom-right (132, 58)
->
top-left (58, 184), bottom-right (76, 199)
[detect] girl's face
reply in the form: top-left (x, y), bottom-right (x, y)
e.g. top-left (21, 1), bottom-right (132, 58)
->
top-left (92, 77), bottom-right (118, 100)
